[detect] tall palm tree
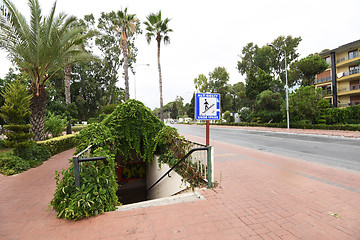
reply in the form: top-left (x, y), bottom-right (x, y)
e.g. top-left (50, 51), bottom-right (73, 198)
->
top-left (144, 11), bottom-right (172, 121)
top-left (113, 8), bottom-right (139, 101)
top-left (0, 0), bottom-right (94, 140)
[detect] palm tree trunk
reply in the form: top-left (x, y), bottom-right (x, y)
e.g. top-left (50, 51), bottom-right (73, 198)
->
top-left (65, 64), bottom-right (72, 134)
top-left (157, 40), bottom-right (164, 122)
top-left (30, 85), bottom-right (46, 141)
top-left (123, 40), bottom-right (130, 101)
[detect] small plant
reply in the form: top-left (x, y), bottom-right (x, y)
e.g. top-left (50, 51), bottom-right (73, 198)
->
top-left (44, 112), bottom-right (67, 137)
top-left (51, 147), bottom-right (119, 220)
top-left (0, 152), bottom-right (30, 175)
top-left (18, 143), bottom-right (51, 167)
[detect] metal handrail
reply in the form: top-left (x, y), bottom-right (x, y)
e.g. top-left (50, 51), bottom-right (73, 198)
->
top-left (147, 147), bottom-right (211, 191)
top-left (73, 145), bottom-right (107, 188)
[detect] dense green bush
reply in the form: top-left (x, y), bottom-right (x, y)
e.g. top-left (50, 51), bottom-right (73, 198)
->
top-left (75, 123), bottom-right (112, 155)
top-left (326, 105), bottom-right (360, 125)
top-left (0, 153), bottom-right (30, 175)
top-left (44, 112), bottom-right (67, 137)
top-left (71, 124), bottom-right (87, 132)
top-left (103, 100), bottom-right (164, 163)
top-left (18, 143), bottom-right (51, 167)
top-left (0, 139), bottom-right (6, 148)
top-left (51, 148), bottom-right (119, 220)
top-left (37, 134), bottom-right (77, 156)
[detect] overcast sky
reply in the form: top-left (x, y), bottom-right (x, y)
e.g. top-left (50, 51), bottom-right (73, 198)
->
top-left (1, 0), bottom-right (359, 109)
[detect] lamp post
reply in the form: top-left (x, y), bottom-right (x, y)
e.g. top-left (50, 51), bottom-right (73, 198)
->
top-left (133, 64), bottom-right (150, 99)
top-left (269, 44), bottom-right (290, 129)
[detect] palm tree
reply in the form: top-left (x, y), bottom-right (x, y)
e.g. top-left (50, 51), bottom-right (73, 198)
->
top-left (113, 8), bottom-right (139, 101)
top-left (144, 11), bottom-right (172, 121)
top-left (0, 0), bottom-right (94, 140)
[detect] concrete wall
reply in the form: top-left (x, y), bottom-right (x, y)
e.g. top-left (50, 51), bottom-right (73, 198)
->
top-left (147, 156), bottom-right (190, 200)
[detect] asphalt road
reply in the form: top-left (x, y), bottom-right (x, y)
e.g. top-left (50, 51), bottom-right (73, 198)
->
top-left (173, 124), bottom-right (360, 173)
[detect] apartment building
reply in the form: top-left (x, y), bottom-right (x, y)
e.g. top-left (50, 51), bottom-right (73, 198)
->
top-left (315, 39), bottom-right (360, 107)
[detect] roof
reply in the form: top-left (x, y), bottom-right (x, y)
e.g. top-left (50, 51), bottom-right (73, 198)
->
top-left (320, 39), bottom-right (360, 56)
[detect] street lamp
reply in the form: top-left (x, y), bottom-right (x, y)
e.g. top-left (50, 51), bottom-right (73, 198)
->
top-left (268, 44), bottom-right (290, 129)
top-left (133, 64), bottom-right (150, 99)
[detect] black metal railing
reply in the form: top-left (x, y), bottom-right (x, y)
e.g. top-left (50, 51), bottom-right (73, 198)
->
top-left (73, 145), bottom-right (108, 188)
top-left (147, 146), bottom-right (212, 191)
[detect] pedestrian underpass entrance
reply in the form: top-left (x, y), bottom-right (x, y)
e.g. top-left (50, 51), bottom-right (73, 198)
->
top-left (73, 141), bottom-right (214, 208)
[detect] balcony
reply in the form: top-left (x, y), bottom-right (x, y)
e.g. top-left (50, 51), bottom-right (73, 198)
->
top-left (337, 69), bottom-right (360, 81)
top-left (315, 76), bottom-right (332, 84)
top-left (338, 100), bottom-right (360, 108)
top-left (338, 84), bottom-right (360, 96)
top-left (336, 51), bottom-right (360, 67)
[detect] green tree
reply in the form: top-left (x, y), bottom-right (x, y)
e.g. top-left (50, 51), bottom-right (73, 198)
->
top-left (269, 35), bottom-right (302, 90)
top-left (230, 82), bottom-right (247, 112)
top-left (194, 74), bottom-right (209, 93)
top-left (254, 90), bottom-right (283, 123)
top-left (289, 54), bottom-right (329, 86)
top-left (245, 68), bottom-right (273, 101)
top-left (170, 102), bottom-right (178, 119)
top-left (144, 11), bottom-right (173, 122)
top-left (208, 67), bottom-right (230, 111)
top-left (0, 0), bottom-right (94, 141)
top-left (112, 8), bottom-right (140, 100)
top-left (284, 86), bottom-right (329, 124)
top-left (237, 35), bottom-right (302, 96)
top-left (0, 81), bottom-right (33, 154)
top-left (187, 93), bottom-right (195, 119)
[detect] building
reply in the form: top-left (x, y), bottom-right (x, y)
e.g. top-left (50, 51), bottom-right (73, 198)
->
top-left (315, 40), bottom-right (360, 107)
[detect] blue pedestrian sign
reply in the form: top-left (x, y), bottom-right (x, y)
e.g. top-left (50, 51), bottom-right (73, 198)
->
top-left (195, 93), bottom-right (221, 120)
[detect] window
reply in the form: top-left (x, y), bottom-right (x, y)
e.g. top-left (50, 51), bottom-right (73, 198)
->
top-left (349, 65), bottom-right (359, 75)
top-left (349, 80), bottom-right (359, 91)
top-left (348, 49), bottom-right (359, 60)
top-left (325, 57), bottom-right (331, 66)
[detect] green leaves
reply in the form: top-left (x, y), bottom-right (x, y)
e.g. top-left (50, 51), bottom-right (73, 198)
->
top-left (51, 147), bottom-right (119, 220)
top-left (104, 99), bottom-right (164, 163)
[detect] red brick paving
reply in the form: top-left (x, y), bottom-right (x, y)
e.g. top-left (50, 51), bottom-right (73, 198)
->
top-left (0, 129), bottom-right (360, 239)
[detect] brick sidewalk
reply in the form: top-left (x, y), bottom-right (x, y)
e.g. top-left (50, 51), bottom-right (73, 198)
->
top-left (0, 131), bottom-right (359, 239)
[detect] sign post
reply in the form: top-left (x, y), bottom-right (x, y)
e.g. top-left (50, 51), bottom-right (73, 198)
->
top-left (195, 93), bottom-right (221, 146)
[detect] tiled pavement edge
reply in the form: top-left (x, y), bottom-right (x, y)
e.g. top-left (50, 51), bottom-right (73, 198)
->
top-left (0, 129), bottom-right (359, 240)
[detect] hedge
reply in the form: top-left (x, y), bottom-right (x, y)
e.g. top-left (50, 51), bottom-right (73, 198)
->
top-left (37, 133), bottom-right (77, 156)
top-left (71, 125), bottom-right (87, 133)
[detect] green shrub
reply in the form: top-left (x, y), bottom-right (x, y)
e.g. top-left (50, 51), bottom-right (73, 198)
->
top-left (87, 118), bottom-right (98, 124)
top-left (0, 153), bottom-right (30, 175)
top-left (0, 140), bottom-right (5, 149)
top-left (51, 148), bottom-right (119, 220)
top-left (103, 99), bottom-right (164, 163)
top-left (45, 112), bottom-right (67, 137)
top-left (75, 123), bottom-right (111, 155)
top-left (37, 134), bottom-right (77, 156)
top-left (18, 143), bottom-right (51, 167)
top-left (71, 124), bottom-right (87, 133)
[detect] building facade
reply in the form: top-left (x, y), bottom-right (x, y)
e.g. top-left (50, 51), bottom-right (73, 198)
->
top-left (315, 40), bottom-right (360, 107)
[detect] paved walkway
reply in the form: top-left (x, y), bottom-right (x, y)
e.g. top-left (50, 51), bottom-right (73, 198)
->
top-left (0, 128), bottom-right (359, 239)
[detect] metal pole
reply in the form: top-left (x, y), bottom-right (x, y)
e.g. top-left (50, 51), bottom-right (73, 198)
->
top-left (73, 157), bottom-right (80, 188)
top-left (134, 74), bottom-right (137, 100)
top-left (285, 51), bottom-right (289, 129)
top-left (207, 146), bottom-right (212, 188)
top-left (206, 120), bottom-right (210, 146)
